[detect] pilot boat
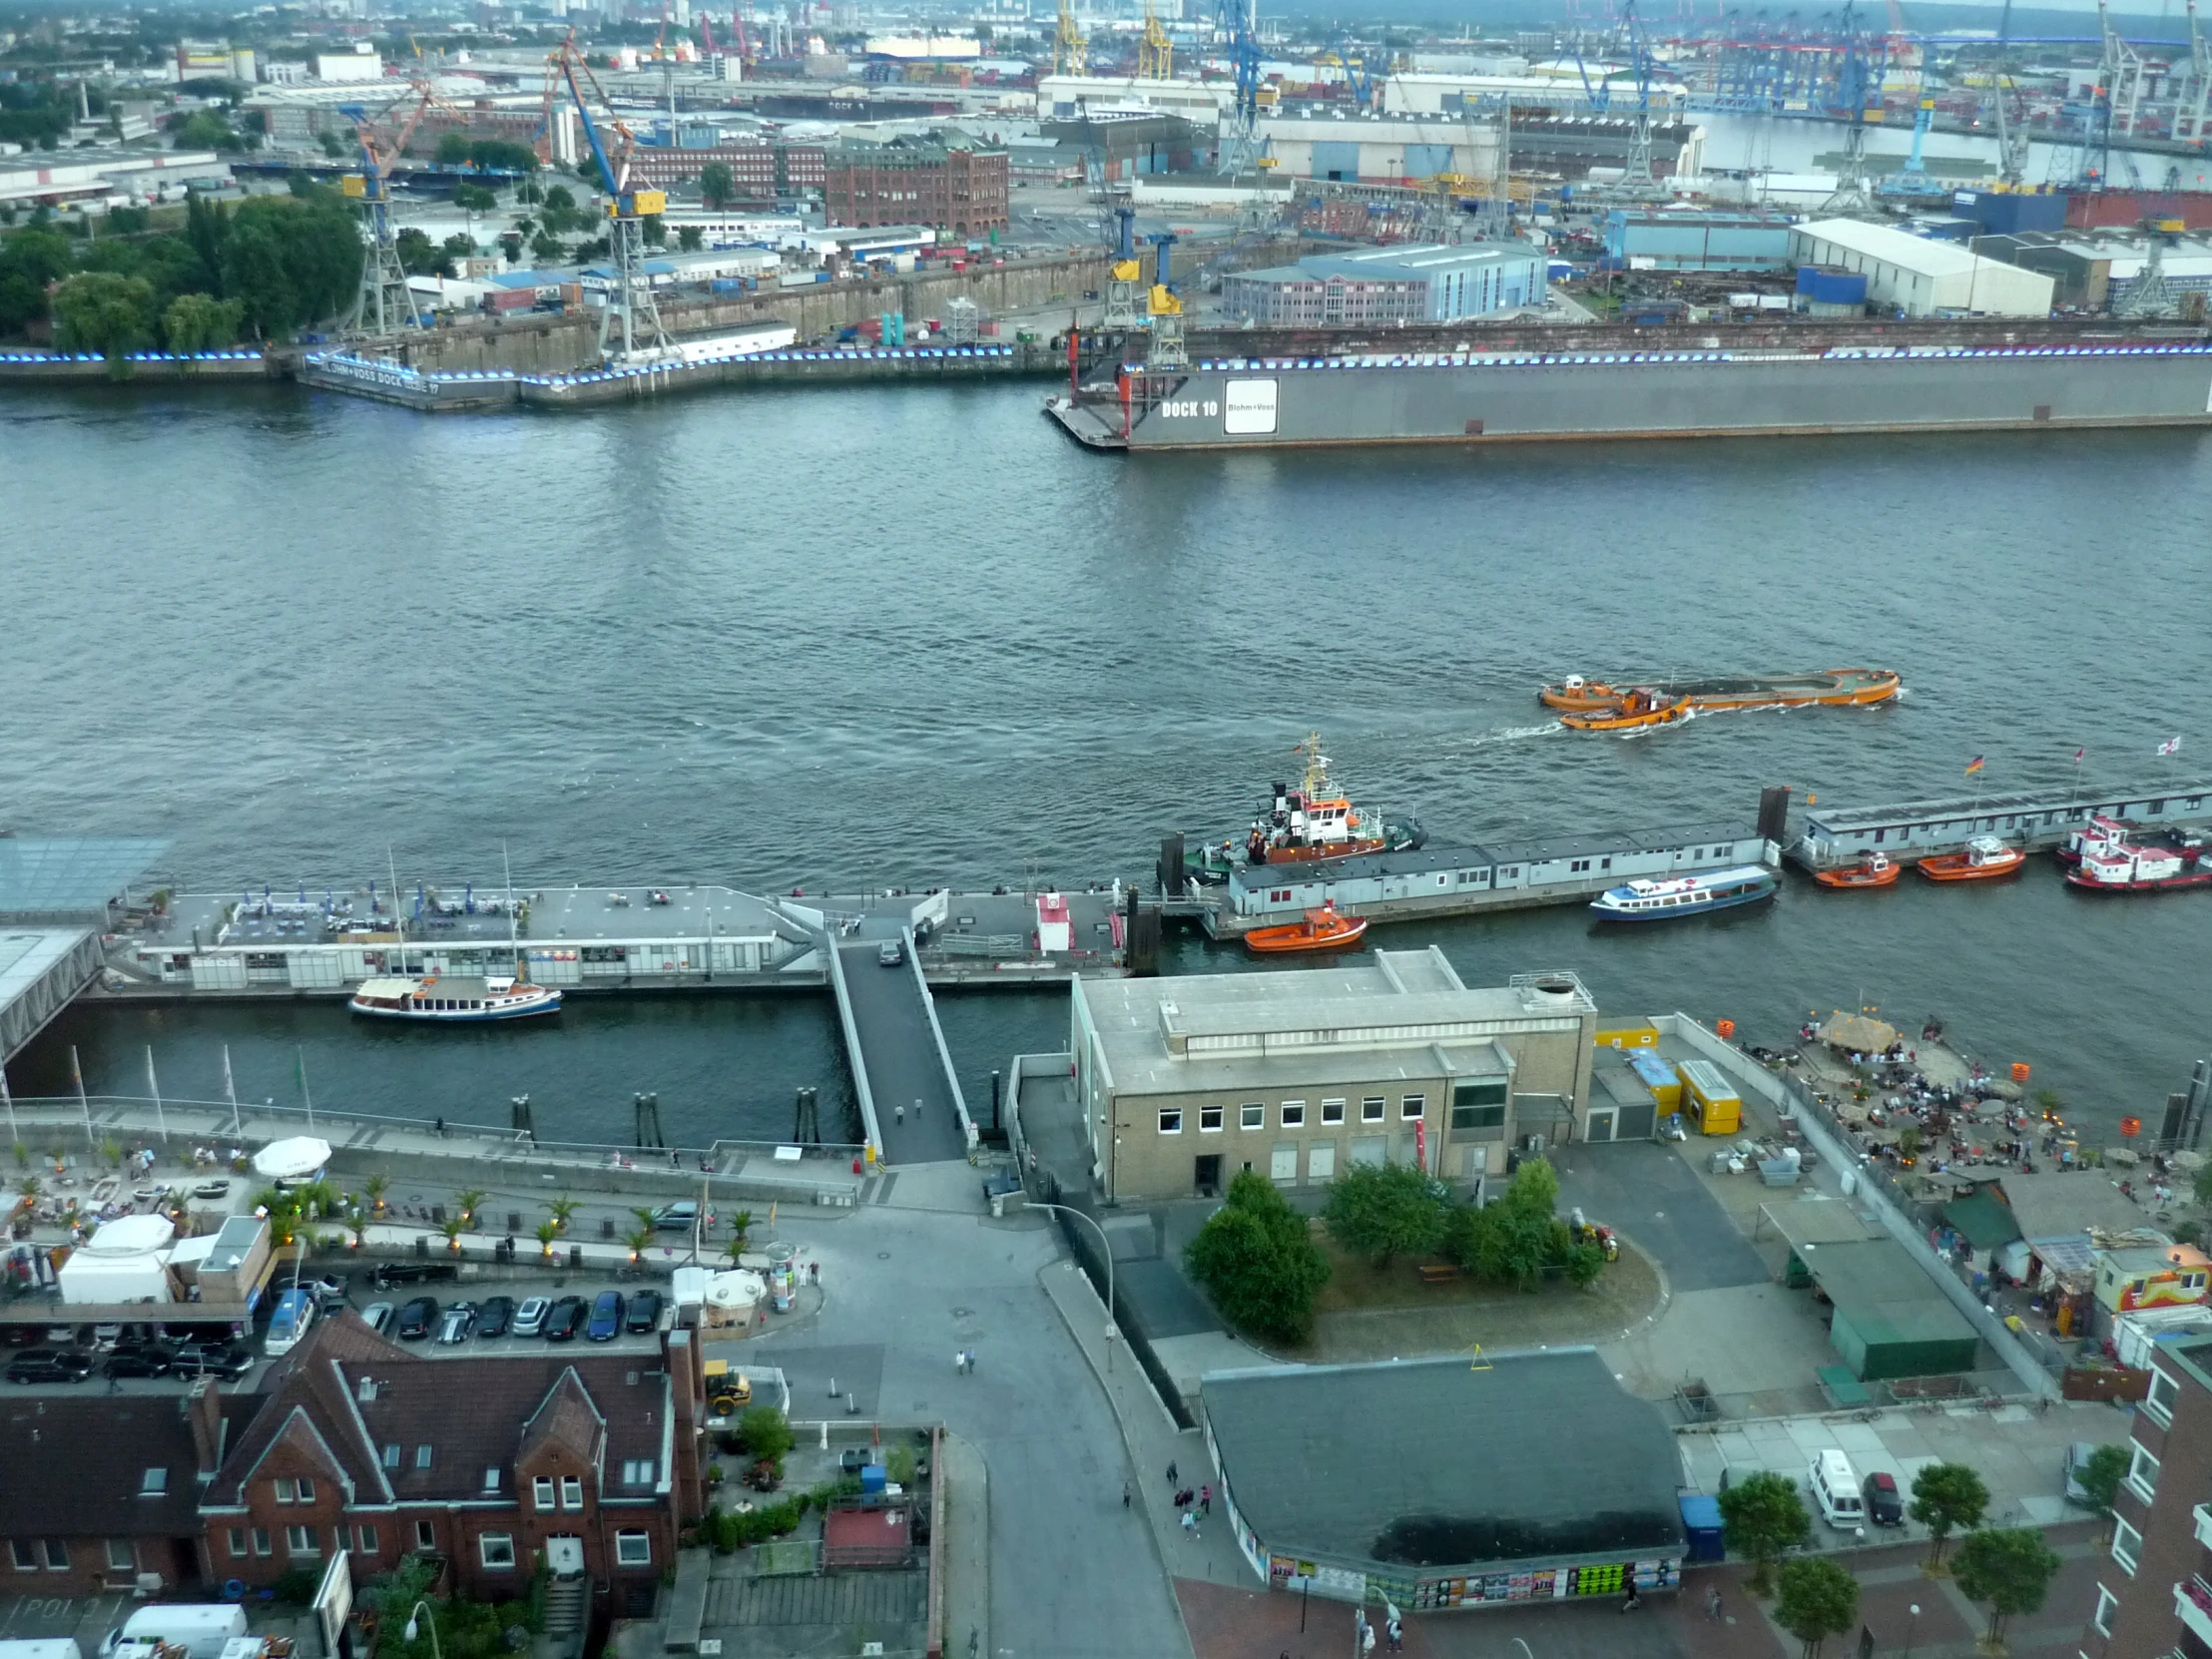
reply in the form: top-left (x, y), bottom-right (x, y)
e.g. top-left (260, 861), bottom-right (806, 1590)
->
top-left (1813, 852), bottom-right (1899, 889)
top-left (348, 973), bottom-right (562, 1021)
top-left (1558, 689), bottom-right (1694, 732)
top-left (1589, 866), bottom-right (1778, 921)
top-left (1916, 837), bottom-right (2025, 882)
top-left (1244, 900), bottom-right (1370, 955)
top-left (1194, 735), bottom-right (1423, 880)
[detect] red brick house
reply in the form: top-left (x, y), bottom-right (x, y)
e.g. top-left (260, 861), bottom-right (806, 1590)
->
top-left (822, 133), bottom-right (1008, 238)
top-left (198, 1315), bottom-right (705, 1615)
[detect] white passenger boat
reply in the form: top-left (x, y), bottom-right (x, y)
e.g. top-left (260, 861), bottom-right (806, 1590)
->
top-left (347, 974), bottom-right (562, 1021)
top-left (1589, 865), bottom-right (1778, 921)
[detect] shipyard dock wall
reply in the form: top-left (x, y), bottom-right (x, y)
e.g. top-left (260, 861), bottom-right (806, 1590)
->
top-left (1053, 341), bottom-right (2212, 450)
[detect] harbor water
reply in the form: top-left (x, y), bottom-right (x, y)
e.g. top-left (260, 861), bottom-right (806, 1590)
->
top-left (5, 379), bottom-right (2212, 1148)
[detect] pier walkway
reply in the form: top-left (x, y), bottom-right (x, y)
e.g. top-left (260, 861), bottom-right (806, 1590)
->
top-left (829, 927), bottom-right (971, 1166)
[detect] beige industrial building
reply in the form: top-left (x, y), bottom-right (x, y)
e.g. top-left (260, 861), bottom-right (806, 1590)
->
top-left (1789, 219), bottom-right (2055, 317)
top-left (1069, 950), bottom-right (1596, 1203)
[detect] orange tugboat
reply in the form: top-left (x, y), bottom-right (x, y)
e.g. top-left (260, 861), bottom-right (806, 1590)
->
top-left (1813, 852), bottom-right (1900, 889)
top-left (1542, 667), bottom-right (1901, 718)
top-left (1916, 836), bottom-right (2027, 881)
top-left (1245, 900), bottom-right (1370, 955)
top-left (1558, 689), bottom-right (1694, 731)
top-left (1194, 734), bottom-right (1424, 881)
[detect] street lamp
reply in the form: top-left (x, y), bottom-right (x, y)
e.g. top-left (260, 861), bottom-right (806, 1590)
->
top-left (1026, 1200), bottom-right (1116, 1371)
top-left (402, 1601), bottom-right (440, 1659)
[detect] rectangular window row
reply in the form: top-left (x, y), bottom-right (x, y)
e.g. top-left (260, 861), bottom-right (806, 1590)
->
top-left (1163, 1096), bottom-right (1422, 1135)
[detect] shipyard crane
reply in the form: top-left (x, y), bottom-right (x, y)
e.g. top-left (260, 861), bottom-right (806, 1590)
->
top-left (1054, 0), bottom-right (1087, 77)
top-left (552, 37), bottom-right (670, 359)
top-left (1819, 0), bottom-right (1886, 217)
top-left (1215, 0), bottom-right (1265, 177)
top-left (1880, 96), bottom-right (1937, 196)
top-left (340, 82), bottom-right (439, 337)
top-left (2183, 0), bottom-right (2212, 144)
top-left (1572, 0), bottom-right (1665, 192)
top-left (1138, 0), bottom-right (1173, 80)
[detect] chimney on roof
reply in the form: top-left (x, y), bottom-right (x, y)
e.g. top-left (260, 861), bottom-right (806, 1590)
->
top-left (665, 1328), bottom-right (705, 1522)
top-left (185, 1377), bottom-right (225, 1477)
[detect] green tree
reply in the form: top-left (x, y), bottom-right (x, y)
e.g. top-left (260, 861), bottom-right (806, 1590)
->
top-left (1717, 1471), bottom-right (1810, 1595)
top-left (739, 1403), bottom-right (794, 1461)
top-left (438, 1216), bottom-right (465, 1251)
top-left (185, 194), bottom-right (229, 290)
top-left (2073, 1442), bottom-right (2129, 1523)
top-left (1909, 1461), bottom-right (1988, 1567)
top-left (1184, 1170), bottom-right (1331, 1345)
top-left (162, 291), bottom-right (242, 351)
top-left (728, 1209), bottom-right (754, 1247)
top-left (453, 1187), bottom-right (487, 1226)
top-left (174, 110), bottom-right (242, 152)
top-left (1563, 1239), bottom-right (1605, 1289)
top-left (1323, 1161), bottom-right (1444, 1270)
top-left (539, 184), bottom-right (579, 233)
top-left (529, 230), bottom-right (561, 265)
top-left (498, 230), bottom-right (523, 264)
top-left (533, 1219), bottom-right (559, 1258)
top-left (677, 223), bottom-right (703, 252)
top-left (624, 1226), bottom-right (653, 1259)
top-left (0, 227), bottom-right (74, 334)
top-left (1774, 1558), bottom-right (1859, 1659)
top-left (1951, 1527), bottom-right (2062, 1646)
top-left (219, 195), bottom-right (362, 338)
top-left (362, 1173), bottom-right (389, 1214)
top-left (52, 271), bottom-right (156, 369)
top-left (546, 1195), bottom-right (578, 1232)
top-left (642, 214), bottom-right (666, 247)
top-left (317, 130), bottom-right (346, 158)
top-left (394, 226), bottom-right (436, 275)
top-left (451, 182), bottom-right (497, 220)
top-left (699, 160), bottom-right (734, 208)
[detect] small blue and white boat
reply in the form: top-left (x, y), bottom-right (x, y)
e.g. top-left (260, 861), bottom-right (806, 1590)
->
top-left (348, 973), bottom-right (562, 1021)
top-left (1589, 865), bottom-right (1778, 921)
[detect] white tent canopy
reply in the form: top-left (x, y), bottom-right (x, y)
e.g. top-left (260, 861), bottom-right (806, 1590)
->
top-left (253, 1136), bottom-right (332, 1179)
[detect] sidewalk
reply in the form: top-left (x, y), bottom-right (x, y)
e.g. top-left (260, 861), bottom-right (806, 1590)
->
top-left (938, 1428), bottom-right (988, 1659)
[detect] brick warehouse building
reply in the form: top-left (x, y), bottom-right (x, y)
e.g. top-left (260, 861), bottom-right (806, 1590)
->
top-left (620, 142), bottom-right (827, 204)
top-left (2077, 1325), bottom-right (2212, 1658)
top-left (2, 1315), bottom-right (708, 1618)
top-left (823, 133), bottom-right (1007, 239)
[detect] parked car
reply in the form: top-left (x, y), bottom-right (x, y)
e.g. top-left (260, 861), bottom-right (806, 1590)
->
top-left (372, 1262), bottom-right (459, 1292)
top-left (103, 1350), bottom-right (175, 1381)
top-left (877, 939), bottom-right (902, 966)
top-left (1863, 1470), bottom-right (1904, 1526)
top-left (475, 1296), bottom-right (516, 1339)
top-left (394, 1298), bottom-right (440, 1341)
top-left (542, 1297), bottom-right (587, 1342)
top-left (361, 1302), bottom-right (394, 1336)
top-left (624, 1290), bottom-right (665, 1334)
top-left (651, 1201), bottom-right (698, 1231)
top-left (7, 1350), bottom-right (94, 1383)
top-left (512, 1297), bottom-right (552, 1338)
top-left (173, 1344), bottom-right (255, 1379)
top-left (586, 1291), bottom-right (623, 1342)
top-left (304, 1276), bottom-right (349, 1306)
top-left (435, 1304), bottom-right (477, 1345)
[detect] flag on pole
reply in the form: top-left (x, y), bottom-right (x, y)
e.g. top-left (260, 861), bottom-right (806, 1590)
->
top-left (1964, 756), bottom-right (1985, 776)
top-left (2159, 736), bottom-right (2183, 757)
top-left (2072, 748), bottom-right (2085, 764)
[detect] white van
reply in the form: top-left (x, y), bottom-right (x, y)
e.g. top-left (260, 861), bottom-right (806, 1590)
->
top-left (1809, 1449), bottom-right (1865, 1528)
top-left (0, 1640), bottom-right (88, 1659)
top-left (99, 1607), bottom-right (250, 1659)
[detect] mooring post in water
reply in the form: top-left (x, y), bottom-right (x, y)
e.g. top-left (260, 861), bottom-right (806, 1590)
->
top-left (511, 1093), bottom-right (534, 1141)
top-left (634, 1091), bottom-right (663, 1149)
top-left (794, 1086), bottom-right (819, 1144)
top-left (990, 1069), bottom-right (1002, 1134)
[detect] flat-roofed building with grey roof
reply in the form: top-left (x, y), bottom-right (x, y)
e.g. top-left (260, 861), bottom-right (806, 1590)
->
top-left (1221, 244), bottom-right (1545, 326)
top-left (1202, 1350), bottom-right (1684, 1611)
top-left (1070, 949), bottom-right (1595, 1201)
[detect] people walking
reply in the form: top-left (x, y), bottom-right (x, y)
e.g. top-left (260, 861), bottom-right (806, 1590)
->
top-left (1166, 1460), bottom-right (1178, 1485)
top-left (1181, 1510), bottom-right (1199, 1539)
top-left (1122, 1482), bottom-right (1131, 1508)
top-left (1199, 1483), bottom-right (1211, 1515)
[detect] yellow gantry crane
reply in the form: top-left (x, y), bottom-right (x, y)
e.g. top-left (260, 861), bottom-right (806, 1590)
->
top-left (1054, 0), bottom-right (1087, 76)
top-left (1138, 0), bottom-right (1173, 79)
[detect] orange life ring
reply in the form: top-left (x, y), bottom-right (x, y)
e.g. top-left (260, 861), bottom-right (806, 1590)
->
top-left (2009, 1061), bottom-right (2030, 1084)
top-left (1716, 1018), bottom-right (1736, 1039)
top-left (2120, 1116), bottom-right (2142, 1138)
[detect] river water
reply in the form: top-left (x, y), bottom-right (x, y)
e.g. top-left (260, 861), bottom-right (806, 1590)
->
top-left (5, 379), bottom-right (2211, 1147)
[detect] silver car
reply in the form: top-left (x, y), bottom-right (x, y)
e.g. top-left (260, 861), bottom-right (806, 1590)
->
top-left (512, 1297), bottom-right (552, 1338)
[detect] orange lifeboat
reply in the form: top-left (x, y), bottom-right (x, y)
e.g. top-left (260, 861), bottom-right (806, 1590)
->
top-left (1558, 689), bottom-right (1694, 732)
top-left (1814, 852), bottom-right (1899, 889)
top-left (1917, 836), bottom-right (2027, 882)
top-left (1244, 900), bottom-right (1370, 955)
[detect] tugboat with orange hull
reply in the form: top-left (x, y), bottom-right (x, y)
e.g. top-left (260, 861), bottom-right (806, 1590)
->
top-left (1814, 852), bottom-right (1900, 889)
top-left (1558, 689), bottom-right (1693, 732)
top-left (1542, 667), bottom-right (1900, 720)
top-left (1194, 734), bottom-right (1424, 881)
top-left (2063, 819), bottom-right (2212, 891)
top-left (1245, 900), bottom-right (1370, 955)
top-left (1916, 837), bottom-right (2026, 881)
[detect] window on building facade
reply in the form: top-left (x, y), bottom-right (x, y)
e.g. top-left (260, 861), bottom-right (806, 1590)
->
top-left (1280, 1101), bottom-right (1306, 1127)
top-left (2126, 1442), bottom-right (2160, 1502)
top-left (1200, 1105), bottom-right (1223, 1132)
top-left (479, 1535), bottom-right (517, 1570)
top-left (482, 1468), bottom-right (501, 1493)
top-left (41, 1541), bottom-right (66, 1570)
top-left (1321, 1099), bottom-right (1346, 1124)
top-left (1451, 1079), bottom-right (1509, 1132)
top-left (8, 1539), bottom-right (34, 1571)
top-left (2147, 1367), bottom-right (2180, 1424)
top-left (561, 1476), bottom-right (584, 1510)
top-left (107, 1540), bottom-right (134, 1573)
top-left (1400, 1094), bottom-right (1425, 1121)
top-left (1240, 1104), bottom-right (1264, 1130)
top-left (253, 1528), bottom-right (272, 1556)
top-left (1158, 1109), bottom-right (1182, 1135)
top-left (284, 1526), bottom-right (317, 1558)
top-left (140, 1468), bottom-right (168, 1496)
top-left (227, 1529), bottom-right (248, 1559)
top-left (414, 1521), bottom-right (436, 1551)
top-left (355, 1524), bottom-right (378, 1556)
top-left (2093, 1584), bottom-right (2118, 1635)
top-left (2111, 1515), bottom-right (2142, 1574)
top-left (383, 1445), bottom-right (400, 1469)
top-left (615, 1532), bottom-right (652, 1567)
top-left (415, 1446), bottom-right (433, 1470)
top-left (534, 1477), bottom-right (555, 1510)
top-left (274, 1478), bottom-right (296, 1503)
top-left (1362, 1097), bottom-right (1385, 1123)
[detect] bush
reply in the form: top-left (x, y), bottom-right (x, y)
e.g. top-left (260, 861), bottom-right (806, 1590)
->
top-left (1323, 1162), bottom-right (1445, 1269)
top-left (1184, 1170), bottom-right (1331, 1345)
top-left (738, 1404), bottom-right (794, 1462)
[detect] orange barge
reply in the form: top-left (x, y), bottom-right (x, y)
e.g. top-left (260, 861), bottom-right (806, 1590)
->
top-left (1541, 667), bottom-right (1901, 718)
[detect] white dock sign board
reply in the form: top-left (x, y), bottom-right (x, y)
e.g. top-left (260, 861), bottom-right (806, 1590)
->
top-left (1224, 377), bottom-right (1279, 435)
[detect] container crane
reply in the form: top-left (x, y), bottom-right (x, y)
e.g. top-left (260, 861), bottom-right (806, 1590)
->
top-left (1819, 0), bottom-right (1886, 216)
top-left (1215, 0), bottom-right (1264, 177)
top-left (553, 38), bottom-right (670, 359)
top-left (1054, 0), bottom-right (1086, 76)
top-left (1138, 0), bottom-right (1173, 80)
top-left (340, 82), bottom-right (438, 337)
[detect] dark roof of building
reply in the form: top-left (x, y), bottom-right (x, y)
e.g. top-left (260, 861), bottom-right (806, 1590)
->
top-left (1203, 1350), bottom-right (1683, 1571)
top-left (0, 1393), bottom-right (206, 1535)
top-left (1802, 1239), bottom-right (1978, 1348)
top-left (1942, 1191), bottom-right (2023, 1253)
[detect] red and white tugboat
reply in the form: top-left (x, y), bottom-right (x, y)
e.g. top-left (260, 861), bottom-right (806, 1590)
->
top-left (1194, 735), bottom-right (1423, 881)
top-left (2064, 820), bottom-right (2212, 892)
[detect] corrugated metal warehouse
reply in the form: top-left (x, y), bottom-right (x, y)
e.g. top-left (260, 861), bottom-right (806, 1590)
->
top-left (1222, 244), bottom-right (1545, 325)
top-left (1252, 113), bottom-right (1502, 183)
top-left (1605, 209), bottom-right (1795, 272)
top-left (1789, 219), bottom-right (2055, 316)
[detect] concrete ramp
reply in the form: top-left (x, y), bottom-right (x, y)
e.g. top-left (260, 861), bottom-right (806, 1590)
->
top-left (830, 936), bottom-right (971, 1165)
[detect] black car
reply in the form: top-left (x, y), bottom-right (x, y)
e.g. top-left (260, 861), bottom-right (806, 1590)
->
top-left (394, 1298), bottom-right (440, 1341)
top-left (102, 1350), bottom-right (175, 1381)
top-left (372, 1262), bottom-right (460, 1292)
top-left (173, 1344), bottom-right (255, 1380)
top-left (542, 1296), bottom-right (587, 1342)
top-left (1863, 1470), bottom-right (1905, 1527)
top-left (7, 1350), bottom-right (95, 1383)
top-left (475, 1296), bottom-right (516, 1339)
top-left (624, 1290), bottom-right (665, 1334)
top-left (0, 1324), bottom-right (42, 1349)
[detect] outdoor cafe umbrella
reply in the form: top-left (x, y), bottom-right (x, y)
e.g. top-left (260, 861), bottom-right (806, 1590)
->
top-left (252, 1136), bottom-right (332, 1180)
top-left (1818, 1013), bottom-right (1899, 1054)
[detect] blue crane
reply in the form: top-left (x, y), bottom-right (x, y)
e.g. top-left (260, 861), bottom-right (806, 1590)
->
top-left (552, 37), bottom-right (669, 358)
top-left (1215, 0), bottom-right (1264, 176)
top-left (339, 83), bottom-right (435, 337)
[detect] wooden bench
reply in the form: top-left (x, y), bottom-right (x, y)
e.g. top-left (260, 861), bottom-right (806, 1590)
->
top-left (1417, 1264), bottom-right (1462, 1285)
